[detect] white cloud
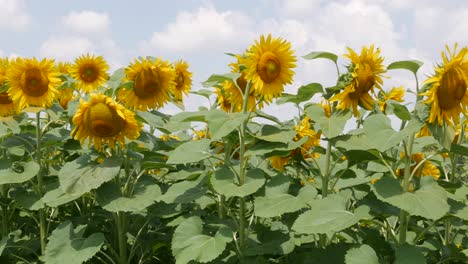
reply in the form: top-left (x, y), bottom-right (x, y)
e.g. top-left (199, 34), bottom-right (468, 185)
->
top-left (40, 36), bottom-right (95, 61)
top-left (278, 0), bottom-right (323, 17)
top-left (62, 10), bottom-right (110, 34)
top-left (0, 0), bottom-right (30, 31)
top-left (141, 5), bottom-right (255, 53)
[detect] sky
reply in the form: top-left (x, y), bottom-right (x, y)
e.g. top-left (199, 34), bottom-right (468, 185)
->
top-left (1, 0), bottom-right (468, 121)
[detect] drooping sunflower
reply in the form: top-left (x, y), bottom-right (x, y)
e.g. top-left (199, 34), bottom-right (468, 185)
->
top-left (70, 54), bottom-right (109, 93)
top-left (330, 45), bottom-right (386, 116)
top-left (72, 93), bottom-right (141, 150)
top-left (171, 60), bottom-right (192, 102)
top-left (378, 86), bottom-right (405, 112)
top-left (214, 86), bottom-right (232, 112)
top-left (242, 34), bottom-right (297, 102)
top-left (6, 57), bottom-right (61, 109)
top-left (221, 58), bottom-right (262, 112)
top-left (0, 58), bottom-right (19, 117)
top-left (421, 44), bottom-right (468, 126)
top-left (118, 57), bottom-right (175, 111)
top-left (56, 61), bottom-right (76, 109)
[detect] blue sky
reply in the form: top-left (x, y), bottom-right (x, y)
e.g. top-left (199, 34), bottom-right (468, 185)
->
top-left (2, 0), bottom-right (468, 118)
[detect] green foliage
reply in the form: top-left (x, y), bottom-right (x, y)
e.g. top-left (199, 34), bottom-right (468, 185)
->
top-left (345, 244), bottom-right (379, 264)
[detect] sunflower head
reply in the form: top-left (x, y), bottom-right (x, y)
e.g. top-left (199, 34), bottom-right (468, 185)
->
top-left (6, 57), bottom-right (61, 109)
top-left (215, 86), bottom-right (232, 112)
top-left (118, 57), bottom-right (175, 111)
top-left (70, 54), bottom-right (109, 93)
top-left (242, 34), bottom-right (296, 102)
top-left (57, 61), bottom-right (71, 75)
top-left (397, 152), bottom-right (440, 180)
top-left (171, 60), bottom-right (192, 101)
top-left (269, 155), bottom-right (291, 171)
top-left (421, 44), bottom-right (468, 126)
top-left (294, 116), bottom-right (321, 159)
top-left (72, 93), bottom-right (141, 150)
top-left (330, 45), bottom-right (386, 116)
top-left (378, 86), bottom-right (405, 112)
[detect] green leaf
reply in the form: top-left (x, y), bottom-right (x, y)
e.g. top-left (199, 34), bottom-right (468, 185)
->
top-left (58, 155), bottom-right (122, 196)
top-left (255, 125), bottom-right (297, 143)
top-left (42, 128), bottom-right (70, 146)
top-left (44, 221), bottom-right (105, 264)
top-left (345, 244), bottom-right (379, 264)
top-left (363, 114), bottom-right (407, 152)
top-left (159, 176), bottom-right (207, 204)
top-left (246, 137), bottom-right (308, 156)
top-left (172, 216), bottom-right (232, 264)
top-left (0, 160), bottom-right (39, 185)
top-left (171, 110), bottom-right (208, 123)
top-left (387, 60), bottom-right (423, 74)
top-left (303, 51), bottom-right (338, 63)
top-left (254, 175), bottom-right (310, 217)
top-left (292, 195), bottom-right (370, 235)
top-left (244, 226), bottom-right (295, 256)
top-left (372, 177), bottom-right (449, 220)
top-left (42, 186), bottom-right (82, 207)
top-left (191, 89), bottom-right (213, 98)
top-left (317, 110), bottom-right (352, 138)
top-left (428, 122), bottom-right (455, 150)
top-left (166, 139), bottom-right (212, 164)
top-left (205, 110), bottom-right (248, 139)
top-left (202, 73), bottom-right (240, 88)
top-left (97, 177), bottom-right (162, 212)
top-left (211, 166), bottom-right (265, 198)
top-left (10, 187), bottom-right (44, 210)
top-left (450, 143), bottom-right (468, 156)
top-left (394, 244), bottom-right (426, 264)
top-left (276, 83), bottom-right (323, 105)
top-left (387, 101), bottom-right (411, 121)
top-left (0, 236), bottom-right (6, 255)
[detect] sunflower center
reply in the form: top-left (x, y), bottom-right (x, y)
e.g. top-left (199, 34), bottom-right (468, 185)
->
top-left (80, 64), bottom-right (99, 83)
top-left (236, 74), bottom-right (248, 92)
top-left (87, 102), bottom-right (125, 137)
top-left (348, 64), bottom-right (375, 99)
top-left (175, 71), bottom-right (185, 90)
top-left (0, 92), bottom-right (12, 104)
top-left (134, 69), bottom-right (159, 98)
top-left (258, 52), bottom-right (281, 83)
top-left (437, 69), bottom-right (467, 110)
top-left (23, 68), bottom-right (49, 97)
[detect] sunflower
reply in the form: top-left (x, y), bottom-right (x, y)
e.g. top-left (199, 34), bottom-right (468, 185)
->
top-left (171, 60), bottom-right (192, 101)
top-left (215, 86), bottom-right (232, 112)
top-left (0, 58), bottom-right (19, 117)
top-left (6, 57), bottom-right (61, 109)
top-left (397, 152), bottom-right (440, 180)
top-left (118, 57), bottom-right (175, 110)
top-left (319, 99), bottom-right (331, 118)
top-left (70, 54), bottom-right (109, 93)
top-left (330, 45), bottom-right (386, 116)
top-left (378, 86), bottom-right (405, 112)
top-left (242, 34), bottom-right (296, 102)
top-left (221, 58), bottom-right (261, 112)
top-left (56, 61), bottom-right (76, 109)
top-left (421, 44), bottom-right (468, 126)
top-left (270, 156), bottom-right (291, 171)
top-left (72, 93), bottom-right (141, 150)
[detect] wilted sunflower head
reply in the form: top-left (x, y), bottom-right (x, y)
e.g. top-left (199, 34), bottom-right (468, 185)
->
top-left (6, 57), bottom-right (61, 109)
top-left (242, 34), bottom-right (296, 102)
top-left (294, 116), bottom-right (321, 159)
top-left (378, 86), bottom-right (405, 112)
top-left (118, 57), bottom-right (175, 111)
top-left (70, 54), bottom-right (109, 93)
top-left (215, 86), bottom-right (232, 112)
top-left (72, 93), bottom-right (141, 150)
top-left (422, 44), bottom-right (468, 126)
top-left (330, 45), bottom-right (386, 116)
top-left (171, 60), bottom-right (192, 101)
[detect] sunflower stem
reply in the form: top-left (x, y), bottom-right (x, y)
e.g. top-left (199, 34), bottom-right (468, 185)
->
top-left (399, 132), bottom-right (415, 245)
top-left (35, 111), bottom-right (47, 256)
top-left (1, 184), bottom-right (8, 237)
top-left (238, 81), bottom-right (252, 253)
top-left (116, 151), bottom-right (130, 264)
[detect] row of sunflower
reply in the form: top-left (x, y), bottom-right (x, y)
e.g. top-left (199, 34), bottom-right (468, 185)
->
top-left (0, 34), bottom-right (467, 264)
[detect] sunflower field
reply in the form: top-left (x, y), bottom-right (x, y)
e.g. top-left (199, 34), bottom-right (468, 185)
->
top-left (0, 34), bottom-right (467, 264)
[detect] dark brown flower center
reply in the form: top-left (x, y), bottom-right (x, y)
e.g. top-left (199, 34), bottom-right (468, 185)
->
top-left (134, 68), bottom-right (159, 98)
top-left (87, 102), bottom-right (124, 137)
top-left (0, 92), bottom-right (12, 104)
top-left (79, 64), bottom-right (99, 83)
top-left (175, 71), bottom-right (185, 90)
top-left (348, 64), bottom-right (375, 100)
top-left (257, 52), bottom-right (281, 83)
top-left (437, 68), bottom-right (467, 110)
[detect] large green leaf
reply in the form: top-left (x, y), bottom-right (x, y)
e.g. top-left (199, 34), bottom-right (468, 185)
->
top-left (0, 160), bottom-right (39, 185)
top-left (166, 139), bottom-right (212, 164)
top-left (205, 110), bottom-right (248, 139)
top-left (255, 125), bottom-right (296, 143)
top-left (254, 175), bottom-right (316, 218)
top-left (58, 155), bottom-right (122, 196)
top-left (302, 51), bottom-right (338, 63)
top-left (276, 83), bottom-right (323, 105)
top-left (10, 187), bottom-right (44, 210)
top-left (42, 186), bottom-right (82, 207)
top-left (211, 166), bottom-right (265, 198)
top-left (96, 177), bottom-right (162, 212)
top-left (345, 244), bottom-right (379, 264)
top-left (43, 221), bottom-right (105, 264)
top-left (202, 73), bottom-right (240, 88)
top-left (387, 60), bottom-right (423, 74)
top-left (317, 110), bottom-right (352, 138)
top-left (159, 176), bottom-right (207, 204)
top-left (372, 177), bottom-right (449, 220)
top-left (363, 114), bottom-right (410, 152)
top-left (292, 195), bottom-right (370, 235)
top-left (394, 244), bottom-right (426, 264)
top-left (172, 216), bottom-right (232, 264)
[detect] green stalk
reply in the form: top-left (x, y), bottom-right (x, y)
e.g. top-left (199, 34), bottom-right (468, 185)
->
top-left (36, 111), bottom-right (47, 255)
top-left (116, 151), bottom-right (130, 264)
top-left (238, 81), bottom-right (252, 251)
top-left (1, 184), bottom-right (8, 237)
top-left (399, 133), bottom-right (415, 244)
